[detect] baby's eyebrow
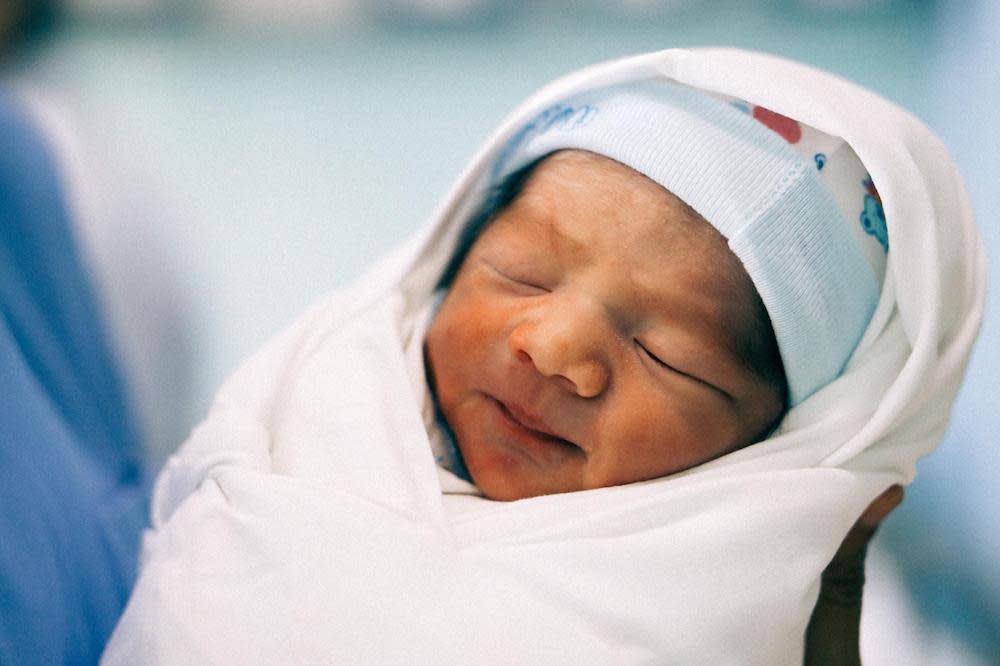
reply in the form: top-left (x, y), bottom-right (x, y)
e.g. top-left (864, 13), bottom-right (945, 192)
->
top-left (496, 196), bottom-right (572, 259)
top-left (550, 222), bottom-right (590, 263)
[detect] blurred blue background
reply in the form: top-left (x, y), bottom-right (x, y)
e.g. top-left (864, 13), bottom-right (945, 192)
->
top-left (2, 1), bottom-right (996, 663)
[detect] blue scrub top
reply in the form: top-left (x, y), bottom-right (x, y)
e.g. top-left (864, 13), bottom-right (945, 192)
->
top-left (1, 89), bottom-right (148, 665)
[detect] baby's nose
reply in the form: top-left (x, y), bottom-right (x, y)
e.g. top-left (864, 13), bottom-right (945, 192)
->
top-left (508, 301), bottom-right (611, 398)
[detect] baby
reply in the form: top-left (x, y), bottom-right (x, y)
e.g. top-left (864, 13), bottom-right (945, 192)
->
top-left (107, 50), bottom-right (981, 664)
top-left (423, 80), bottom-right (879, 502)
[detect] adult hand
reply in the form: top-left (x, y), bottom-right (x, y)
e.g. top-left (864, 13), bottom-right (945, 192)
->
top-left (804, 484), bottom-right (905, 666)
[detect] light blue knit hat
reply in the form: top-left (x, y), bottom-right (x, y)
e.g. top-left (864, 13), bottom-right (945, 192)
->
top-left (490, 80), bottom-right (880, 406)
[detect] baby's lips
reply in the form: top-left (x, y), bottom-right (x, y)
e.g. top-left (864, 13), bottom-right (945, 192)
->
top-left (494, 391), bottom-right (580, 449)
top-left (500, 398), bottom-right (563, 440)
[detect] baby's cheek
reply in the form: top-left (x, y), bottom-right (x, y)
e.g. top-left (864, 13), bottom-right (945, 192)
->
top-left (599, 390), bottom-right (726, 482)
top-left (449, 300), bottom-right (506, 351)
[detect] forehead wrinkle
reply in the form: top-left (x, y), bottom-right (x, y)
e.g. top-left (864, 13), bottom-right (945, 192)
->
top-left (516, 167), bottom-right (595, 265)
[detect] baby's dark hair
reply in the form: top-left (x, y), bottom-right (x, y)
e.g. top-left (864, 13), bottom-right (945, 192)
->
top-left (437, 156), bottom-right (789, 421)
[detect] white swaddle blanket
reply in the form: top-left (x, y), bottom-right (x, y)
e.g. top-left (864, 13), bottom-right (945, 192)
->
top-left (104, 48), bottom-right (985, 664)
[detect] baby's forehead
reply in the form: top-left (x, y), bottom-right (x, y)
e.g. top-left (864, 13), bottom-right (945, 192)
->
top-left (520, 150), bottom-right (683, 206)
top-left (509, 151), bottom-right (732, 259)
top-left (493, 150), bottom-right (761, 320)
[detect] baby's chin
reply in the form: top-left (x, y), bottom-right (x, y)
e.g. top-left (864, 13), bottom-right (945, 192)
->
top-left (473, 474), bottom-right (571, 502)
top-left (458, 439), bottom-right (582, 502)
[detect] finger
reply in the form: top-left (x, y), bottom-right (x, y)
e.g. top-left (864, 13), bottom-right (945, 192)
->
top-left (859, 484), bottom-right (904, 531)
top-left (826, 485), bottom-right (905, 572)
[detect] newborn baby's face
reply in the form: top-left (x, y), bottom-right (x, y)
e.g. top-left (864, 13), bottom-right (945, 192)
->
top-left (425, 151), bottom-right (784, 501)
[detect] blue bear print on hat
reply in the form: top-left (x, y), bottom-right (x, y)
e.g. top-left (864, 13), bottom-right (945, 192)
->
top-left (861, 176), bottom-right (888, 252)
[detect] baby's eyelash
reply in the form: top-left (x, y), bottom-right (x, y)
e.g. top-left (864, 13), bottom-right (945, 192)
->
top-left (486, 262), bottom-right (548, 292)
top-left (637, 340), bottom-right (673, 371)
top-left (636, 340), bottom-right (733, 401)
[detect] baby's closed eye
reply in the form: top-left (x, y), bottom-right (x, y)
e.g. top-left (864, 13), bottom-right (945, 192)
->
top-left (481, 257), bottom-right (551, 293)
top-left (636, 339), bottom-right (733, 400)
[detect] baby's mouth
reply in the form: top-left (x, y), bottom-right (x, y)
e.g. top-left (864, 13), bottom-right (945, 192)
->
top-left (493, 398), bottom-right (579, 452)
